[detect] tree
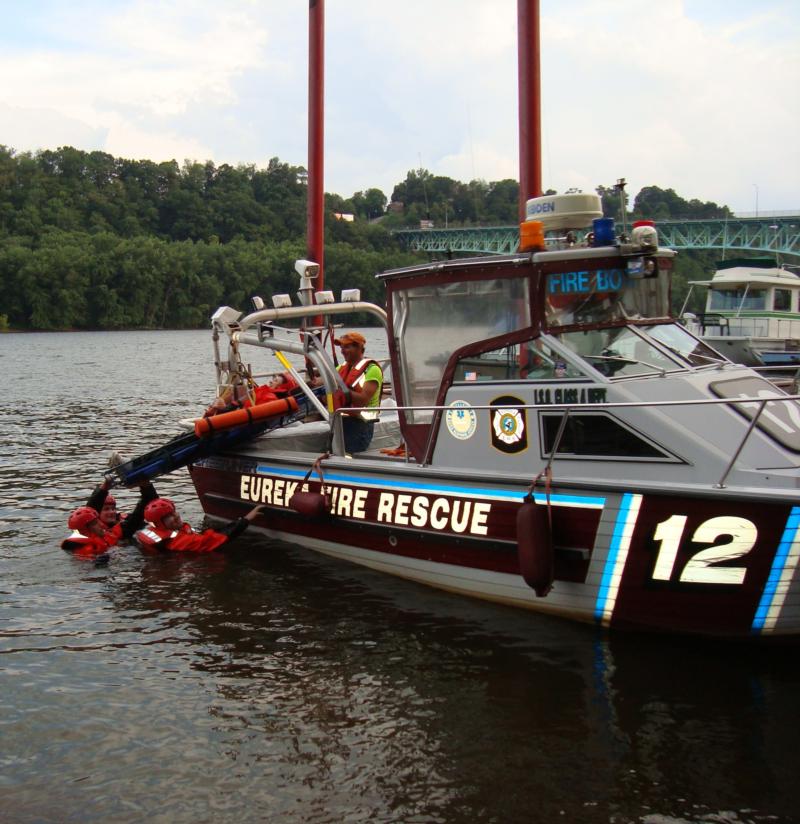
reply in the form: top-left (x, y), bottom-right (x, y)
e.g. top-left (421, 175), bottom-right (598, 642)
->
top-left (596, 184), bottom-right (627, 222)
top-left (351, 188), bottom-right (387, 220)
top-left (0, 144), bottom-right (742, 330)
top-left (632, 186), bottom-right (732, 221)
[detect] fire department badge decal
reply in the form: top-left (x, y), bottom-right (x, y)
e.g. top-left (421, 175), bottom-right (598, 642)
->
top-left (490, 395), bottom-right (528, 454)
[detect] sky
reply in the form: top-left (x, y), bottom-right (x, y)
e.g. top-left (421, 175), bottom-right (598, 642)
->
top-left (1, 0), bottom-right (798, 214)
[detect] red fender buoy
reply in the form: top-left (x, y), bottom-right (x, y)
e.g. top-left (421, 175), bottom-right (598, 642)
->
top-left (516, 494), bottom-right (554, 597)
top-left (288, 454), bottom-right (331, 518)
top-left (194, 396), bottom-right (298, 437)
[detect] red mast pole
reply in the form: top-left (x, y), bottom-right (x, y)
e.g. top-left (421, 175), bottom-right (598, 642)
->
top-left (517, 0), bottom-right (542, 221)
top-left (308, 0), bottom-right (325, 291)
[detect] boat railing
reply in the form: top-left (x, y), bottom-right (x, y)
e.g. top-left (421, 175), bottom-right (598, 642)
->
top-left (699, 313), bottom-right (800, 339)
top-left (341, 392), bottom-right (800, 487)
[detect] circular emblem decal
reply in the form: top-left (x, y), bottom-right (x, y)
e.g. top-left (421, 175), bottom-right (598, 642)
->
top-left (446, 400), bottom-right (477, 440)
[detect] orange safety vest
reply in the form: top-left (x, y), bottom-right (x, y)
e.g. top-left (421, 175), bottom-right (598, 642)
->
top-left (337, 358), bottom-right (381, 420)
top-left (61, 524), bottom-right (123, 558)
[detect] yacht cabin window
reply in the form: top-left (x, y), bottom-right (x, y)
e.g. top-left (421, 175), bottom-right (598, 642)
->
top-left (774, 289), bottom-right (792, 311)
top-left (709, 287), bottom-right (767, 311)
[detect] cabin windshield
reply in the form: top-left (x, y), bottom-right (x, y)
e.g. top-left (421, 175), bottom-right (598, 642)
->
top-left (553, 326), bottom-right (682, 377)
top-left (544, 264), bottom-right (669, 328)
top-left (708, 287), bottom-right (767, 311)
top-left (393, 277), bottom-right (530, 412)
top-left (639, 322), bottom-right (726, 366)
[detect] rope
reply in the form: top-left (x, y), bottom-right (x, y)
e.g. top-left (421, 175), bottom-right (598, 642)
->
top-left (525, 466), bottom-right (553, 535)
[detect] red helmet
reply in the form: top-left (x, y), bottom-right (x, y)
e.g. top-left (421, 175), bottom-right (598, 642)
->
top-left (68, 506), bottom-right (100, 534)
top-left (103, 494), bottom-right (117, 507)
top-left (144, 498), bottom-right (177, 528)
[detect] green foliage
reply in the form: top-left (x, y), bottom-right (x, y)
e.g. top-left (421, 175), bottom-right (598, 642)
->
top-left (632, 186), bottom-right (732, 221)
top-left (390, 169), bottom-right (520, 226)
top-left (0, 145), bottom-right (407, 329)
top-left (669, 248), bottom-right (722, 315)
top-left (0, 144), bottom-right (739, 329)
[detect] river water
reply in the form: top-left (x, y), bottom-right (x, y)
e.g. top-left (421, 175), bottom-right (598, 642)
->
top-left (1, 330), bottom-right (798, 824)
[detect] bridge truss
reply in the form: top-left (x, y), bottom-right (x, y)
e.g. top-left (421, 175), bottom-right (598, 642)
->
top-left (395, 216), bottom-right (800, 258)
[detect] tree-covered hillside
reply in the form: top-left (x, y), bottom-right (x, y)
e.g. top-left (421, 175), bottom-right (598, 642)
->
top-left (0, 145), bottom-right (734, 330)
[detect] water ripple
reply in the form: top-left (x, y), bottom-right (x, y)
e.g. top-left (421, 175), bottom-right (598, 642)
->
top-left (0, 332), bottom-right (797, 824)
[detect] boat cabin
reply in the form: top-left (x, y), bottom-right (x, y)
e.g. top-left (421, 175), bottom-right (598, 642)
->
top-left (379, 246), bottom-right (690, 462)
top-left (198, 195), bottom-right (797, 488)
top-left (687, 258), bottom-right (800, 364)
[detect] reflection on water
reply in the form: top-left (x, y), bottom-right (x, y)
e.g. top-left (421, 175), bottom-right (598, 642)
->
top-left (1, 331), bottom-right (798, 823)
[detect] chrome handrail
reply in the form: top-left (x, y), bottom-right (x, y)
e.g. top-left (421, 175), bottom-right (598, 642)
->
top-left (340, 393), bottom-right (800, 487)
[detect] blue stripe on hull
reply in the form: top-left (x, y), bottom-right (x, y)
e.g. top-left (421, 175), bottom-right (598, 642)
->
top-left (255, 462), bottom-right (606, 508)
top-left (594, 493), bottom-right (641, 626)
top-left (751, 506), bottom-right (800, 634)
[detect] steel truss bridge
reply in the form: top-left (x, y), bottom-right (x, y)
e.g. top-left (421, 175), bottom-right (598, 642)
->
top-left (394, 216), bottom-right (800, 258)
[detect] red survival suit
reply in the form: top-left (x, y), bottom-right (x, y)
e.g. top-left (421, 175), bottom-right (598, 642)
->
top-left (204, 375), bottom-right (299, 418)
top-left (134, 498), bottom-right (252, 553)
top-left (135, 523), bottom-right (232, 553)
top-left (61, 482), bottom-right (157, 558)
top-left (61, 523), bottom-right (125, 558)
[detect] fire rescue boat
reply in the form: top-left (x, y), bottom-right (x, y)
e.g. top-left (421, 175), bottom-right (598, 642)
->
top-left (111, 2), bottom-right (800, 638)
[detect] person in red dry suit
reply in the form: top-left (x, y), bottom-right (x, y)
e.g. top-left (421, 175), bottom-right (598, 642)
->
top-left (61, 479), bottom-right (158, 560)
top-left (88, 476), bottom-right (128, 528)
top-left (203, 373), bottom-right (299, 418)
top-left (134, 498), bottom-right (264, 553)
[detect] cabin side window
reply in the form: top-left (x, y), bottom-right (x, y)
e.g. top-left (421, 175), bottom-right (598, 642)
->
top-left (453, 337), bottom-right (585, 382)
top-left (541, 412), bottom-right (676, 460)
top-left (709, 287), bottom-right (767, 311)
top-left (393, 278), bottom-right (530, 412)
top-left (774, 289), bottom-right (792, 311)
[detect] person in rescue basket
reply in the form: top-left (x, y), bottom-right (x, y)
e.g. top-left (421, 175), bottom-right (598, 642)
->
top-left (134, 498), bottom-right (264, 553)
top-left (334, 331), bottom-right (383, 454)
top-left (62, 478), bottom-right (159, 562)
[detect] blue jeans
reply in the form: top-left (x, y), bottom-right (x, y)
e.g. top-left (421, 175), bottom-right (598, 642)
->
top-left (342, 417), bottom-right (375, 454)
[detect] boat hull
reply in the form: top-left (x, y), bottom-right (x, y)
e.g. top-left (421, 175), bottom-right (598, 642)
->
top-left (190, 455), bottom-right (800, 639)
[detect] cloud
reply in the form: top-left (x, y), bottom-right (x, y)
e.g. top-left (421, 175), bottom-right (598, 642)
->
top-left (0, 101), bottom-right (107, 155)
top-left (0, 0), bottom-right (797, 210)
top-left (0, 0), bottom-right (272, 161)
top-left (538, 0), bottom-right (799, 210)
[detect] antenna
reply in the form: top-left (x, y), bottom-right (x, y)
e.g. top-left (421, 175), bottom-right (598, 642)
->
top-left (418, 153), bottom-right (430, 219)
top-left (615, 178), bottom-right (628, 237)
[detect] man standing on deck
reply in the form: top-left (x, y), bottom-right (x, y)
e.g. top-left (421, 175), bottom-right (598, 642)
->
top-left (335, 332), bottom-right (383, 454)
